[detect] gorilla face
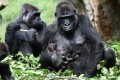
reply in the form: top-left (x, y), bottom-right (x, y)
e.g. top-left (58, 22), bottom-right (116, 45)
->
top-left (23, 11), bottom-right (43, 29)
top-left (55, 1), bottom-right (78, 32)
top-left (58, 13), bottom-right (75, 31)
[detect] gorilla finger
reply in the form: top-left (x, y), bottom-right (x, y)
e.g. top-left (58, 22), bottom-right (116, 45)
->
top-left (66, 57), bottom-right (73, 61)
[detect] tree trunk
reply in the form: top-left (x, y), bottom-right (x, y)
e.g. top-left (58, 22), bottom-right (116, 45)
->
top-left (89, 0), bottom-right (120, 40)
top-left (68, 0), bottom-right (120, 41)
top-left (0, 0), bottom-right (8, 10)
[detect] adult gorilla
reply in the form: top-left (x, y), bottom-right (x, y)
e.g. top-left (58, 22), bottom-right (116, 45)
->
top-left (0, 42), bottom-right (14, 80)
top-left (5, 3), bottom-right (46, 57)
top-left (40, 1), bottom-right (116, 77)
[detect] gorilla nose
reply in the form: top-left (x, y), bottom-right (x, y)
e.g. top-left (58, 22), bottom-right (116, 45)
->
top-left (37, 18), bottom-right (41, 22)
top-left (64, 22), bottom-right (70, 26)
top-left (64, 19), bottom-right (70, 26)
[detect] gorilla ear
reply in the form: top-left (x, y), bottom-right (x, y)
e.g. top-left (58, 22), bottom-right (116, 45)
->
top-left (74, 10), bottom-right (76, 14)
top-left (55, 12), bottom-right (57, 17)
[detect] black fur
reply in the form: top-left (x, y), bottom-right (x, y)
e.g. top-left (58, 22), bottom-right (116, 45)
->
top-left (0, 42), bottom-right (14, 80)
top-left (5, 3), bottom-right (46, 57)
top-left (40, 1), bottom-right (116, 77)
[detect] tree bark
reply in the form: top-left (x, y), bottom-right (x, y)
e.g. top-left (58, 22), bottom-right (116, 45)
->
top-left (0, 0), bottom-right (8, 10)
top-left (89, 0), bottom-right (120, 40)
top-left (68, 0), bottom-right (120, 40)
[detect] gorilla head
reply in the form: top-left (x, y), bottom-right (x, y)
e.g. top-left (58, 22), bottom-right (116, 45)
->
top-left (19, 3), bottom-right (42, 30)
top-left (55, 1), bottom-right (78, 32)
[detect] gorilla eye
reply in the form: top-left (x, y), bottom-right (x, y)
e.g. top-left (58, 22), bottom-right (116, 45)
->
top-left (24, 14), bottom-right (27, 17)
top-left (64, 15), bottom-right (74, 20)
top-left (34, 12), bottom-right (41, 16)
top-left (32, 13), bottom-right (40, 19)
top-left (68, 15), bottom-right (74, 19)
top-left (23, 11), bottom-right (28, 17)
top-left (58, 15), bottom-right (74, 23)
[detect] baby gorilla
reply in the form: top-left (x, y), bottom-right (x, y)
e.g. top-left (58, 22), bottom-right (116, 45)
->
top-left (46, 42), bottom-right (81, 69)
top-left (0, 42), bottom-right (14, 80)
top-left (0, 42), bottom-right (9, 61)
top-left (47, 43), bottom-right (57, 54)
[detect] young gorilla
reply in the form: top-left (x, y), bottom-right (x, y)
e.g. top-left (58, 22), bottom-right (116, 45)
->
top-left (40, 1), bottom-right (116, 77)
top-left (5, 3), bottom-right (46, 57)
top-left (0, 42), bottom-right (14, 80)
top-left (0, 42), bottom-right (8, 61)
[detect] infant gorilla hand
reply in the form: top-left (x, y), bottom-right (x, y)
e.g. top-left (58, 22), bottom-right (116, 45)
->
top-left (26, 28), bottom-right (37, 42)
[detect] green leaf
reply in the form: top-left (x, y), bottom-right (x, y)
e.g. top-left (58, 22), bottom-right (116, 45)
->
top-left (101, 67), bottom-right (108, 75)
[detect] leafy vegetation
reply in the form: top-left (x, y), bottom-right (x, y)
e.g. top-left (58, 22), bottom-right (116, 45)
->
top-left (0, 0), bottom-right (120, 80)
top-left (1, 41), bottom-right (120, 80)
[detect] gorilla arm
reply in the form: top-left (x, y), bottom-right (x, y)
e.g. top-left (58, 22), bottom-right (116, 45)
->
top-left (15, 28), bottom-right (37, 42)
top-left (39, 22), bottom-right (64, 69)
top-left (29, 21), bottom-right (46, 57)
top-left (5, 22), bottom-right (21, 54)
top-left (15, 21), bottom-right (46, 43)
top-left (40, 50), bottom-right (63, 70)
top-left (79, 14), bottom-right (104, 77)
top-left (35, 21), bottom-right (46, 44)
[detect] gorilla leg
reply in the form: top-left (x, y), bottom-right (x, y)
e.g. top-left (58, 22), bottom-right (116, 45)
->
top-left (19, 42), bottom-right (32, 56)
top-left (66, 60), bottom-right (80, 76)
top-left (104, 48), bottom-right (116, 69)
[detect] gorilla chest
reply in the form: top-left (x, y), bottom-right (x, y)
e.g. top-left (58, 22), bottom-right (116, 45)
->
top-left (20, 24), bottom-right (30, 30)
top-left (54, 32), bottom-right (85, 50)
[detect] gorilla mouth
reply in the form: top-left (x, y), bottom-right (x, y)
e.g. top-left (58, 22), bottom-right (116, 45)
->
top-left (63, 25), bottom-right (72, 31)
